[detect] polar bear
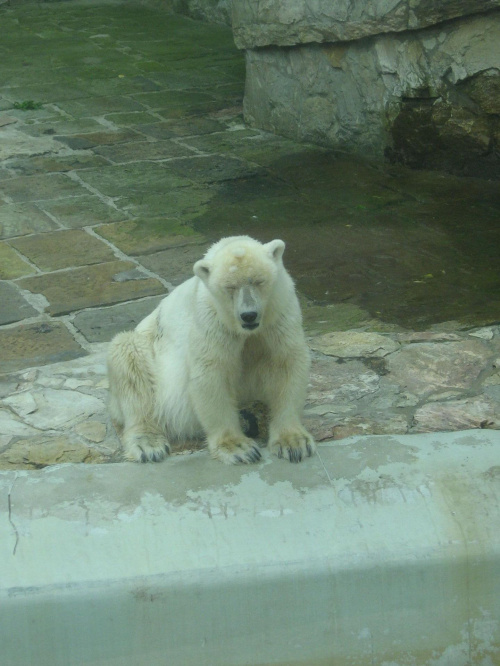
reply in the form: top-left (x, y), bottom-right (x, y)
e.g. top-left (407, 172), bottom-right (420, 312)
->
top-left (107, 235), bottom-right (315, 465)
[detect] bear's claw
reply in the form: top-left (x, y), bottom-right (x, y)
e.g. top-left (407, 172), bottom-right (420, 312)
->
top-left (211, 435), bottom-right (262, 465)
top-left (232, 444), bottom-right (261, 464)
top-left (272, 427), bottom-right (316, 463)
top-left (246, 445), bottom-right (262, 463)
top-left (124, 434), bottom-right (170, 463)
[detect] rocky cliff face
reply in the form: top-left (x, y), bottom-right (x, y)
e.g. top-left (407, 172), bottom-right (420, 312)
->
top-left (234, 0), bottom-right (500, 177)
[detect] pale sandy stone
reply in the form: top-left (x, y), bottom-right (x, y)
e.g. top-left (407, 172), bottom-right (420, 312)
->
top-left (0, 436), bottom-right (106, 469)
top-left (311, 332), bottom-right (399, 358)
top-left (386, 341), bottom-right (490, 396)
top-left (0, 409), bottom-right (39, 437)
top-left (413, 397), bottom-right (499, 432)
top-left (75, 421), bottom-right (107, 443)
top-left (10, 388), bottom-right (104, 430)
top-left (3, 391), bottom-right (38, 417)
top-left (469, 327), bottom-right (495, 340)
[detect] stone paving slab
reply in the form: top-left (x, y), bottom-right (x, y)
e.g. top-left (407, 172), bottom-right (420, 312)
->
top-left (17, 260), bottom-right (166, 316)
top-left (0, 283), bottom-right (38, 326)
top-left (56, 96), bottom-right (148, 118)
top-left (93, 138), bottom-right (193, 163)
top-left (0, 241), bottom-right (34, 279)
top-left (118, 185), bottom-right (215, 219)
top-left (0, 0), bottom-right (499, 469)
top-left (136, 117), bottom-right (226, 138)
top-left (4, 153), bottom-right (111, 177)
top-left (137, 243), bottom-right (212, 285)
top-left (95, 218), bottom-right (207, 255)
top-left (0, 172), bottom-right (87, 202)
top-left (72, 295), bottom-right (164, 343)
top-left (39, 195), bottom-right (126, 228)
top-left (8, 229), bottom-right (117, 271)
top-left (162, 154), bottom-right (262, 183)
top-left (0, 322), bottom-right (87, 374)
top-left (76, 161), bottom-right (193, 197)
top-left (55, 128), bottom-right (141, 150)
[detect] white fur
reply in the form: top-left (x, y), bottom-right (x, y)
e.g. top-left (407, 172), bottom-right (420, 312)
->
top-left (107, 236), bottom-right (315, 464)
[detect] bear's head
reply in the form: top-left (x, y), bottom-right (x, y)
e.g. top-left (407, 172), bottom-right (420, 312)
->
top-left (193, 236), bottom-right (286, 334)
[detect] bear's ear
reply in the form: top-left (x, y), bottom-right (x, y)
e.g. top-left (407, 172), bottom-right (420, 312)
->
top-left (193, 260), bottom-right (211, 283)
top-left (265, 239), bottom-right (285, 263)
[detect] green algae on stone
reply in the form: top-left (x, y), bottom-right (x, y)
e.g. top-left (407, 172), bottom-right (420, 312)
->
top-left (102, 111), bottom-right (159, 127)
top-left (136, 117), bottom-right (225, 139)
top-left (120, 187), bottom-right (215, 221)
top-left (17, 260), bottom-right (166, 316)
top-left (0, 242), bottom-right (35, 279)
top-left (77, 162), bottom-right (193, 198)
top-left (95, 219), bottom-right (206, 256)
top-left (162, 155), bottom-right (261, 184)
top-left (132, 90), bottom-right (217, 112)
top-left (0, 321), bottom-right (87, 373)
top-left (9, 229), bottom-right (116, 272)
top-left (39, 195), bottom-right (126, 228)
top-left (93, 139), bottom-right (192, 164)
top-left (56, 96), bottom-right (147, 118)
top-left (0, 203), bottom-right (58, 239)
top-left (138, 243), bottom-right (212, 286)
top-left (192, 151), bottom-right (500, 330)
top-left (7, 83), bottom-right (88, 104)
top-left (20, 118), bottom-right (106, 137)
top-left (0, 282), bottom-right (38, 326)
top-left (299, 297), bottom-right (402, 336)
top-left (73, 296), bottom-right (165, 343)
top-left (0, 173), bottom-right (86, 203)
top-left (55, 128), bottom-right (140, 150)
top-left (12, 100), bottom-right (43, 111)
top-left (181, 129), bottom-right (264, 156)
top-left (4, 153), bottom-right (110, 177)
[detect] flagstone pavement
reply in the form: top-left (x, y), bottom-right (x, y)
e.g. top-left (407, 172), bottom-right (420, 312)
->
top-left (1, 0), bottom-right (499, 468)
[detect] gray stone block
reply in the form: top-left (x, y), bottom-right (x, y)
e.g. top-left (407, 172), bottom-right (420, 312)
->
top-left (243, 12), bottom-right (500, 174)
top-left (72, 297), bottom-right (165, 343)
top-left (233, 0), bottom-right (500, 48)
top-left (0, 283), bottom-right (38, 326)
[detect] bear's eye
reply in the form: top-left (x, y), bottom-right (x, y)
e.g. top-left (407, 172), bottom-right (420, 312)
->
top-left (226, 285), bottom-right (237, 293)
top-left (253, 280), bottom-right (264, 287)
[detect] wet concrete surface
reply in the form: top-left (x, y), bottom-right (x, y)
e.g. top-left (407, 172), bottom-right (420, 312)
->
top-left (192, 151), bottom-right (500, 330)
top-left (0, 0), bottom-right (499, 466)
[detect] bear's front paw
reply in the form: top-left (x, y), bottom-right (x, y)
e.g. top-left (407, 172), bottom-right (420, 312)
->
top-left (270, 427), bottom-right (315, 463)
top-left (123, 433), bottom-right (170, 463)
top-left (209, 433), bottom-right (262, 465)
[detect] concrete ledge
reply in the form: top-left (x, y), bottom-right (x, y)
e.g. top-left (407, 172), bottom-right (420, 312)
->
top-left (1, 430), bottom-right (499, 665)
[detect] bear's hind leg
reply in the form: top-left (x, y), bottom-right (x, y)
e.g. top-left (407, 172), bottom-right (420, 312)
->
top-left (107, 331), bottom-right (170, 463)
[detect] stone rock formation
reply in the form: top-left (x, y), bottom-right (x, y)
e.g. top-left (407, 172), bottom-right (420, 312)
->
top-left (233, 0), bottom-right (500, 176)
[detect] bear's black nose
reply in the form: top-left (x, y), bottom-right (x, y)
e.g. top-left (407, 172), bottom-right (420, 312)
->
top-left (240, 311), bottom-right (258, 324)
